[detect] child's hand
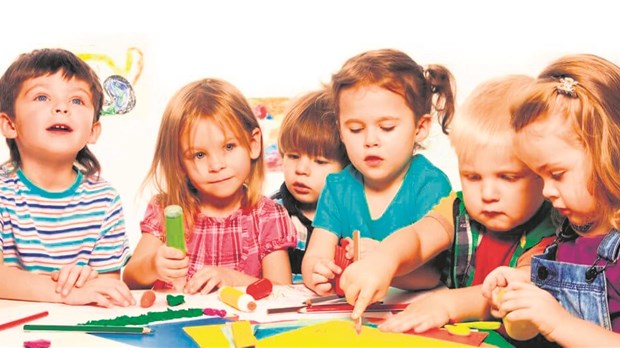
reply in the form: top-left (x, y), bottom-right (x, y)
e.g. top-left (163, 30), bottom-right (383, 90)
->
top-left (339, 256), bottom-right (394, 321)
top-left (184, 266), bottom-right (232, 294)
top-left (344, 237), bottom-right (379, 260)
top-left (481, 266), bottom-right (530, 317)
top-left (153, 244), bottom-right (189, 289)
top-left (51, 264), bottom-right (98, 296)
top-left (62, 277), bottom-right (135, 308)
top-left (497, 281), bottom-right (564, 341)
top-left (310, 258), bottom-right (341, 295)
top-left (379, 290), bottom-right (448, 333)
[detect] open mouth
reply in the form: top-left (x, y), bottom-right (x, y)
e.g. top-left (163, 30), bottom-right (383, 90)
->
top-left (47, 124), bottom-right (73, 132)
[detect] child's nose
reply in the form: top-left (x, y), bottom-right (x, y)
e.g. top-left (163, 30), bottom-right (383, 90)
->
top-left (295, 157), bottom-right (310, 175)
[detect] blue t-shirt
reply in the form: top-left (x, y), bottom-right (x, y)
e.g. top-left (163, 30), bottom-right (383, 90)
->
top-left (313, 154), bottom-right (451, 241)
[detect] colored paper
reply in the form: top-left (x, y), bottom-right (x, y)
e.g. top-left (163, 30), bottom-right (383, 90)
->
top-left (255, 320), bottom-right (470, 347)
top-left (231, 321), bottom-right (257, 348)
top-left (90, 317), bottom-right (229, 348)
top-left (183, 324), bottom-right (231, 347)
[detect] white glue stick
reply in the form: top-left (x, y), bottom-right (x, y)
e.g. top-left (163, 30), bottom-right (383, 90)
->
top-left (219, 286), bottom-right (257, 312)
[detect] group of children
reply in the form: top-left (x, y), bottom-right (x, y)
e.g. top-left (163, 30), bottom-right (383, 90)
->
top-left (0, 47), bottom-right (619, 346)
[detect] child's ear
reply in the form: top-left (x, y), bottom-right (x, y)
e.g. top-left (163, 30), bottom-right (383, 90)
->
top-left (414, 113), bottom-right (432, 143)
top-left (0, 113), bottom-right (17, 139)
top-left (249, 127), bottom-right (262, 160)
top-left (88, 121), bottom-right (102, 144)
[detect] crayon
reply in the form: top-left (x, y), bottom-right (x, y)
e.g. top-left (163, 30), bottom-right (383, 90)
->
top-left (299, 303), bottom-right (409, 313)
top-left (165, 205), bottom-right (186, 252)
top-left (353, 230), bottom-right (362, 334)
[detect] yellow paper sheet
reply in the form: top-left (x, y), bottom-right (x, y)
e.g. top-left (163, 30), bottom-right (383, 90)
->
top-left (183, 324), bottom-right (230, 348)
top-left (256, 320), bottom-right (470, 347)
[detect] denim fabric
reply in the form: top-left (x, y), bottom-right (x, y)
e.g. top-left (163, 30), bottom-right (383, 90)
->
top-left (530, 230), bottom-right (620, 330)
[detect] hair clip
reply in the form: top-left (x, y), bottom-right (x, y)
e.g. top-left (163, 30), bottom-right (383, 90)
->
top-left (556, 77), bottom-right (579, 98)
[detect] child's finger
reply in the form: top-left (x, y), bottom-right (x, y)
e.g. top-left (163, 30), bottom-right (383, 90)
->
top-left (50, 270), bottom-right (60, 282)
top-left (62, 268), bottom-right (83, 296)
top-left (75, 266), bottom-right (93, 287)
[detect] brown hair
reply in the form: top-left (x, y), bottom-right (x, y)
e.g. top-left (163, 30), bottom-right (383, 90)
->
top-left (511, 54), bottom-right (620, 230)
top-left (0, 48), bottom-right (104, 176)
top-left (142, 78), bottom-right (264, 227)
top-left (331, 48), bottom-right (456, 137)
top-left (278, 89), bottom-right (349, 166)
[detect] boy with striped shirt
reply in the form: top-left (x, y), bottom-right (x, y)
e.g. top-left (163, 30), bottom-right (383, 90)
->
top-left (0, 48), bottom-right (134, 307)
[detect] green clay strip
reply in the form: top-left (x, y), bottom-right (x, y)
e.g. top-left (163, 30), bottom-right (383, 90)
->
top-left (79, 308), bottom-right (204, 326)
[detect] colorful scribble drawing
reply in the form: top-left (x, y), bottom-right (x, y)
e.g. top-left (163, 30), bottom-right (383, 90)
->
top-left (249, 97), bottom-right (290, 172)
top-left (78, 47), bottom-right (143, 116)
top-left (102, 75), bottom-right (136, 115)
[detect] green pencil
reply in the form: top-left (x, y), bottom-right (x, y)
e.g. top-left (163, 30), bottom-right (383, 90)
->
top-left (23, 324), bottom-right (153, 334)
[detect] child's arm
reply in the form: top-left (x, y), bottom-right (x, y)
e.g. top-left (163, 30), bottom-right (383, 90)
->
top-left (379, 285), bottom-right (491, 333)
top-left (301, 227), bottom-right (341, 295)
top-left (122, 233), bottom-right (189, 289)
top-left (0, 253), bottom-right (134, 306)
top-left (340, 213), bottom-right (453, 320)
top-left (184, 249), bottom-right (292, 294)
top-left (497, 281), bottom-right (620, 346)
top-left (390, 260), bottom-right (442, 290)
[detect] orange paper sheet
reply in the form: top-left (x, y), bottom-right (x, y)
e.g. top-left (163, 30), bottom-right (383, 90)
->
top-left (256, 320), bottom-right (470, 347)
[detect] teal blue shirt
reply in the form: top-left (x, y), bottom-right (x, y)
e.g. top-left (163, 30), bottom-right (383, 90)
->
top-left (313, 154), bottom-right (451, 241)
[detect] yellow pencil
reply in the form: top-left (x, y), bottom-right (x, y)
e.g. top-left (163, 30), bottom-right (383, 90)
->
top-left (353, 230), bottom-right (362, 335)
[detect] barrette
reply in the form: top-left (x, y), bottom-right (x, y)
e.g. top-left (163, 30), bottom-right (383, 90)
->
top-left (556, 76), bottom-right (579, 98)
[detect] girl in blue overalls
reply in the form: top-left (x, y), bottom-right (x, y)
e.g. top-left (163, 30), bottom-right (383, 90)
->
top-left (482, 54), bottom-right (620, 346)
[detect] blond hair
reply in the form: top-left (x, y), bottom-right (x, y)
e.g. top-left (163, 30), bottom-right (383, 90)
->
top-left (143, 78), bottom-right (264, 227)
top-left (449, 75), bottom-right (534, 162)
top-left (512, 54), bottom-right (620, 230)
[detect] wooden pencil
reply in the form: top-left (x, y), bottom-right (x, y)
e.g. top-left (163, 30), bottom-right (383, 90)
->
top-left (304, 294), bottom-right (343, 306)
top-left (0, 311), bottom-right (49, 331)
top-left (299, 303), bottom-right (409, 313)
top-left (267, 305), bottom-right (307, 314)
top-left (23, 324), bottom-right (152, 334)
top-left (353, 230), bottom-right (362, 334)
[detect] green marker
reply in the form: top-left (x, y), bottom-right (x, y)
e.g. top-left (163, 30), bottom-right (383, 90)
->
top-left (165, 205), bottom-right (186, 252)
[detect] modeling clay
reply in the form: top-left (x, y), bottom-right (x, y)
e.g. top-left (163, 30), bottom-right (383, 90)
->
top-left (140, 290), bottom-right (156, 308)
top-left (166, 294), bottom-right (185, 306)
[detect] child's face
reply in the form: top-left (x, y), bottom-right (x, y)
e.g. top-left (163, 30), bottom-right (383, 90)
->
top-left (282, 151), bottom-right (343, 206)
top-left (338, 85), bottom-right (429, 189)
top-left (181, 118), bottom-right (261, 207)
top-left (515, 112), bottom-right (598, 231)
top-left (1, 71), bottom-right (100, 164)
top-left (459, 146), bottom-right (544, 232)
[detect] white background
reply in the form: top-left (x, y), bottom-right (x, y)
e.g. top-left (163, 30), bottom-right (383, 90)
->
top-left (1, 0), bottom-right (617, 249)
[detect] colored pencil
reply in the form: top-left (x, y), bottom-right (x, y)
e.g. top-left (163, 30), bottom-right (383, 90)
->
top-left (23, 324), bottom-right (152, 334)
top-left (353, 230), bottom-right (362, 334)
top-left (267, 305), bottom-right (306, 314)
top-left (0, 311), bottom-right (49, 331)
top-left (299, 303), bottom-right (409, 313)
top-left (304, 294), bottom-right (343, 306)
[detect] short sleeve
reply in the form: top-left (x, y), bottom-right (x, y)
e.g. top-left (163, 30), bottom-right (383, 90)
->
top-left (90, 191), bottom-right (131, 273)
top-left (516, 236), bottom-right (555, 268)
top-left (257, 198), bottom-right (297, 260)
top-left (140, 197), bottom-right (165, 241)
top-left (312, 174), bottom-right (342, 236)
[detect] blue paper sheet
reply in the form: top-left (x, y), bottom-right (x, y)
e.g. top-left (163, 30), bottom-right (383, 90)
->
top-left (90, 317), bottom-right (230, 348)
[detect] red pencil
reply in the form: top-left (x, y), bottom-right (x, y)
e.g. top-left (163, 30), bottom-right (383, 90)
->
top-left (299, 303), bottom-right (408, 313)
top-left (0, 311), bottom-right (49, 331)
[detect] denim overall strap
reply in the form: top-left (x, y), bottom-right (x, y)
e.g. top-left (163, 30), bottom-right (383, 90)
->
top-left (530, 227), bottom-right (615, 329)
top-left (597, 229), bottom-right (620, 263)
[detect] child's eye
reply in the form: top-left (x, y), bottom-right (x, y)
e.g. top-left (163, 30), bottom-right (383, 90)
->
top-left (193, 152), bottom-right (206, 159)
top-left (225, 143), bottom-right (236, 151)
top-left (315, 158), bottom-right (330, 165)
top-left (380, 125), bottom-right (395, 132)
top-left (349, 127), bottom-right (363, 134)
top-left (286, 153), bottom-right (300, 160)
top-left (463, 174), bottom-right (480, 181)
top-left (71, 97), bottom-right (84, 105)
top-left (550, 171), bottom-right (564, 180)
top-left (500, 174), bottom-right (519, 182)
top-left (35, 95), bottom-right (48, 102)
